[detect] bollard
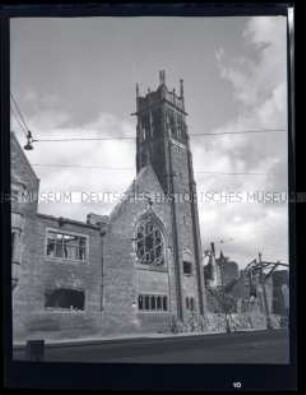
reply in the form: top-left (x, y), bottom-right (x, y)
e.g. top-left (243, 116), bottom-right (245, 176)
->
top-left (26, 340), bottom-right (45, 361)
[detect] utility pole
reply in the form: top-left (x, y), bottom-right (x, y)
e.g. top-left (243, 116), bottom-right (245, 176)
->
top-left (219, 251), bottom-right (231, 334)
top-left (258, 252), bottom-right (272, 330)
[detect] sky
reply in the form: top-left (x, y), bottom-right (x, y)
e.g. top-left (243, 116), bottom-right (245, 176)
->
top-left (10, 16), bottom-right (289, 267)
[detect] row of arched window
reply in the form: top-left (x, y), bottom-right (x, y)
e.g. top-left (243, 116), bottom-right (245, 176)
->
top-left (138, 294), bottom-right (168, 311)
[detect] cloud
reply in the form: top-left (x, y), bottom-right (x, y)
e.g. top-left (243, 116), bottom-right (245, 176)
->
top-left (215, 47), bottom-right (225, 63)
top-left (217, 17), bottom-right (287, 109)
top-left (195, 16), bottom-right (289, 265)
top-left (199, 197), bottom-right (288, 265)
top-left (31, 110), bottom-right (70, 132)
top-left (13, 16), bottom-right (289, 267)
top-left (14, 110), bottom-right (136, 221)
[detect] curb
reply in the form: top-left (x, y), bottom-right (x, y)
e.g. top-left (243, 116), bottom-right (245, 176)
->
top-left (13, 328), bottom-right (287, 350)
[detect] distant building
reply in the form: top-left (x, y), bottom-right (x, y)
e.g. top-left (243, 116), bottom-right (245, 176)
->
top-left (203, 242), bottom-right (289, 320)
top-left (203, 243), bottom-right (239, 289)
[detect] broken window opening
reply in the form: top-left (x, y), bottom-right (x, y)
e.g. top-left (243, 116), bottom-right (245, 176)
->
top-left (46, 230), bottom-right (87, 261)
top-left (45, 288), bottom-right (85, 310)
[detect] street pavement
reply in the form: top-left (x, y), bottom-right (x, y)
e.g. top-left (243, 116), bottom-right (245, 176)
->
top-left (13, 328), bottom-right (289, 364)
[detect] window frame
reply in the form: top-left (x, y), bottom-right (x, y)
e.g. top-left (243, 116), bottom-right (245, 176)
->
top-left (45, 227), bottom-right (89, 263)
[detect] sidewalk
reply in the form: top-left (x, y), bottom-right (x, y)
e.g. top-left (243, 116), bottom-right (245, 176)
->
top-left (13, 329), bottom-right (227, 349)
top-left (12, 327), bottom-right (276, 349)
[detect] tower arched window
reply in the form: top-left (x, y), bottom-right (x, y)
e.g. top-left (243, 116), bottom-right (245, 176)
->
top-left (135, 216), bottom-right (164, 266)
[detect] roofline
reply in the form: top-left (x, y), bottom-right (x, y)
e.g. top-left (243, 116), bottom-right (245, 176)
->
top-left (36, 212), bottom-right (100, 230)
top-left (109, 163), bottom-right (165, 221)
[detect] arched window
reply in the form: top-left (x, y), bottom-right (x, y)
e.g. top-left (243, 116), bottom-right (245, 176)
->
top-left (137, 294), bottom-right (168, 312)
top-left (144, 295), bottom-right (150, 310)
top-left (162, 296), bottom-right (168, 311)
top-left (138, 295), bottom-right (144, 310)
top-left (190, 297), bottom-right (195, 311)
top-left (157, 296), bottom-right (162, 310)
top-left (135, 215), bottom-right (164, 266)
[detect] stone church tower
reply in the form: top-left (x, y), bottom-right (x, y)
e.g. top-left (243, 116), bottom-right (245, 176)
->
top-left (101, 71), bottom-right (206, 335)
top-left (134, 70), bottom-right (206, 322)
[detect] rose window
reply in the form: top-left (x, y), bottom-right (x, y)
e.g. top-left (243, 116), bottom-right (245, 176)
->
top-left (135, 218), bottom-right (164, 265)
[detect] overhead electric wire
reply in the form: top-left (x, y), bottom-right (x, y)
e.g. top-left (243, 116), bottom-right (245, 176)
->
top-left (194, 171), bottom-right (266, 175)
top-left (10, 104), bottom-right (28, 137)
top-left (10, 103), bottom-right (283, 177)
top-left (10, 92), bottom-right (30, 133)
top-left (36, 136), bottom-right (134, 142)
top-left (191, 129), bottom-right (286, 136)
top-left (9, 91), bottom-right (286, 145)
top-left (33, 128), bottom-right (286, 143)
top-left (32, 164), bottom-right (135, 170)
top-left (31, 163), bottom-right (267, 176)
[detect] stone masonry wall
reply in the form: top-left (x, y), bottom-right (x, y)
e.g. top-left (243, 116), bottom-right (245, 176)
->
top-left (13, 213), bottom-right (103, 342)
top-left (170, 142), bottom-right (204, 320)
top-left (101, 166), bottom-right (178, 336)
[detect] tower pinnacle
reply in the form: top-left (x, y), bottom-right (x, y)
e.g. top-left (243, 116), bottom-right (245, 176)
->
top-left (179, 79), bottom-right (184, 98)
top-left (159, 69), bottom-right (166, 86)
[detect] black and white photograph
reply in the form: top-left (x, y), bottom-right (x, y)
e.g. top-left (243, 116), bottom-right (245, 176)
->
top-left (9, 13), bottom-right (292, 367)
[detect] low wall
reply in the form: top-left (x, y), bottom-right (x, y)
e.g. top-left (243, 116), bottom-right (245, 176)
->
top-left (14, 310), bottom-right (103, 342)
top-left (205, 312), bottom-right (287, 332)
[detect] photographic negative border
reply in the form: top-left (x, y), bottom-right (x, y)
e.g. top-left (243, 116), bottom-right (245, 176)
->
top-left (1, 2), bottom-right (299, 392)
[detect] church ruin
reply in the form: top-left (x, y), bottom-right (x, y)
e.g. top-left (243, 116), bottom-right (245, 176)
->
top-left (12, 71), bottom-right (207, 341)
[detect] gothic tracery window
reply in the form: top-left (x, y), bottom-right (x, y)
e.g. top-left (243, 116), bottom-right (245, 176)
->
top-left (135, 216), bottom-right (164, 266)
